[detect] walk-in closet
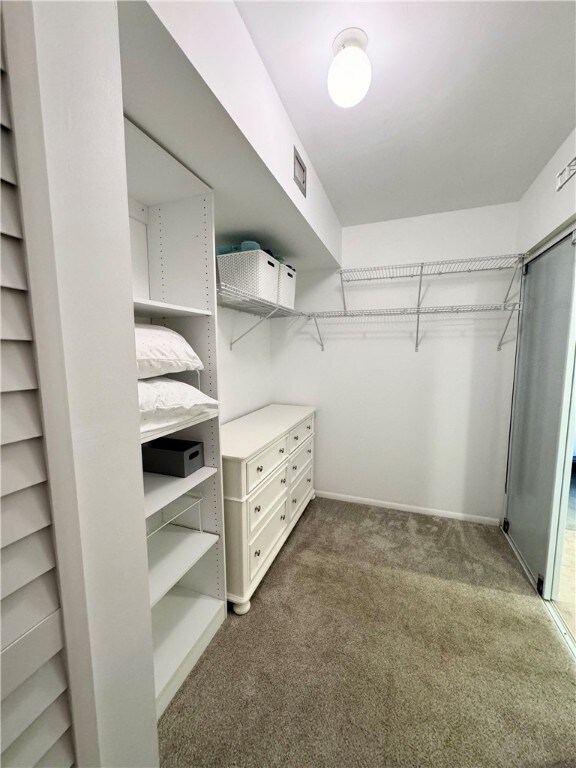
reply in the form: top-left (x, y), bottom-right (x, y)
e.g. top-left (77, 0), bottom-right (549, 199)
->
top-left (1, 2), bottom-right (575, 767)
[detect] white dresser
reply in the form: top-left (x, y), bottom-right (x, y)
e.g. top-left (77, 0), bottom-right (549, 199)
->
top-left (221, 404), bottom-right (316, 614)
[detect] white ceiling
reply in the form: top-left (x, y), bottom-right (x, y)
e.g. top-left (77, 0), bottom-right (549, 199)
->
top-left (237, 1), bottom-right (576, 226)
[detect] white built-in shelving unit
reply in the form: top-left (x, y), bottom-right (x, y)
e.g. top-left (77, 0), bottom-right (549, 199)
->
top-left (218, 254), bottom-right (524, 352)
top-left (124, 119), bottom-right (226, 718)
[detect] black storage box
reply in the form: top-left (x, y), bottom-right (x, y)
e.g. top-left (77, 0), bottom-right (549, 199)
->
top-left (142, 438), bottom-right (204, 478)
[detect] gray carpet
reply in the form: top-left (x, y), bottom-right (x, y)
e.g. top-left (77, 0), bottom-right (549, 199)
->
top-left (159, 498), bottom-right (576, 768)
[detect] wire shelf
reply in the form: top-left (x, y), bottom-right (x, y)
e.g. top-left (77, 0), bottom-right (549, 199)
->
top-left (340, 255), bottom-right (523, 283)
top-left (217, 284), bottom-right (306, 318)
top-left (217, 282), bottom-right (521, 352)
top-left (311, 302), bottom-right (521, 319)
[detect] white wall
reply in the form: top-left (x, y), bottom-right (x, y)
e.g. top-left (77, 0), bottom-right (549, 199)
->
top-left (218, 307), bottom-right (274, 423)
top-left (270, 203), bottom-right (520, 523)
top-left (149, 0), bottom-right (342, 264)
top-left (517, 128), bottom-right (576, 253)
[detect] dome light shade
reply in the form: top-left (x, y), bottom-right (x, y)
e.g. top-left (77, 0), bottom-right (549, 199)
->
top-left (328, 28), bottom-right (371, 108)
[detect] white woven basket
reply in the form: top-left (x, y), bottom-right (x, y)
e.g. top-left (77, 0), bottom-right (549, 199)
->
top-left (217, 250), bottom-right (279, 303)
top-left (277, 264), bottom-right (296, 309)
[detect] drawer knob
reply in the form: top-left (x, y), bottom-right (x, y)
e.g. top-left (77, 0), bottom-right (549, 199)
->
top-left (307, 425), bottom-right (311, 430)
top-left (307, 478), bottom-right (312, 483)
top-left (307, 449), bottom-right (312, 454)
top-left (256, 465), bottom-right (263, 472)
top-left (279, 448), bottom-right (285, 454)
top-left (280, 514), bottom-right (286, 521)
top-left (294, 436), bottom-right (299, 441)
top-left (255, 549), bottom-right (261, 557)
top-left (292, 498), bottom-right (297, 504)
top-left (255, 505), bottom-right (261, 513)
top-left (281, 478), bottom-right (286, 485)
top-left (292, 465), bottom-right (298, 471)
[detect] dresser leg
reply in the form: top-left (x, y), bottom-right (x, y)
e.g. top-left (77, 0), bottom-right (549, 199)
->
top-left (233, 600), bottom-right (251, 616)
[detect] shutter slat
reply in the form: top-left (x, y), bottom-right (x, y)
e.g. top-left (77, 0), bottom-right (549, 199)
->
top-left (1, 74), bottom-right (12, 128)
top-left (1, 289), bottom-right (32, 341)
top-left (1, 611), bottom-right (63, 700)
top-left (1, 181), bottom-right (22, 238)
top-left (1, 571), bottom-right (59, 650)
top-left (1, 438), bottom-right (47, 498)
top-left (1, 126), bottom-right (17, 185)
top-left (0, 693), bottom-right (70, 768)
top-left (2, 528), bottom-right (55, 599)
top-left (34, 729), bottom-right (74, 768)
top-left (1, 654), bottom-right (67, 752)
top-left (1, 236), bottom-right (27, 290)
top-left (1, 391), bottom-right (43, 445)
top-left (1, 342), bottom-right (37, 392)
top-left (1, 484), bottom-right (51, 549)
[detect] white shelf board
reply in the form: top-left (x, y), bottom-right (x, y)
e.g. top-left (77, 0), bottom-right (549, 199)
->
top-left (143, 466), bottom-right (218, 519)
top-left (140, 409), bottom-right (219, 444)
top-left (148, 525), bottom-right (219, 607)
top-left (151, 587), bottom-right (225, 716)
top-left (133, 298), bottom-right (211, 318)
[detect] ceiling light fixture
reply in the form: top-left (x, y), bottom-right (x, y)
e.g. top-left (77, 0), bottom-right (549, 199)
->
top-left (328, 27), bottom-right (371, 109)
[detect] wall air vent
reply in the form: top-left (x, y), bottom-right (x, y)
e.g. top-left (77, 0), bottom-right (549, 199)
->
top-left (293, 147), bottom-right (307, 197)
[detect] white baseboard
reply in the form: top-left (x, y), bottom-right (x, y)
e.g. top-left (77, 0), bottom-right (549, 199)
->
top-left (315, 490), bottom-right (500, 526)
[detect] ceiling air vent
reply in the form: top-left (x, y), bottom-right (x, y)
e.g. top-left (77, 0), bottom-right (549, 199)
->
top-left (293, 147), bottom-right (307, 197)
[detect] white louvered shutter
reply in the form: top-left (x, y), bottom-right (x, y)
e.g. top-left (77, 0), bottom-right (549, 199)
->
top-left (1, 17), bottom-right (75, 768)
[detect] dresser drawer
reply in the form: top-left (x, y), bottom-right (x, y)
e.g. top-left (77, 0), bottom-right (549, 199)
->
top-left (249, 498), bottom-right (288, 580)
top-left (247, 436), bottom-right (289, 493)
top-left (290, 436), bottom-right (314, 483)
top-left (289, 416), bottom-right (314, 453)
top-left (248, 463), bottom-right (288, 536)
top-left (289, 465), bottom-right (313, 520)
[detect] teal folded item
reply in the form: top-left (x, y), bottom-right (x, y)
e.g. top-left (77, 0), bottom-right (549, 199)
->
top-left (217, 245), bottom-right (240, 255)
top-left (241, 240), bottom-right (260, 252)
